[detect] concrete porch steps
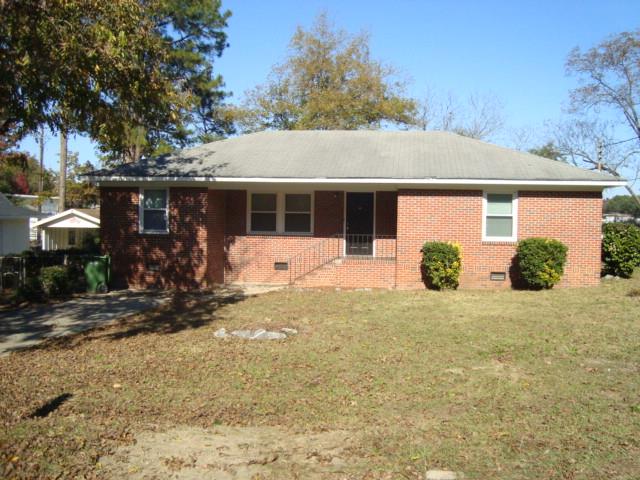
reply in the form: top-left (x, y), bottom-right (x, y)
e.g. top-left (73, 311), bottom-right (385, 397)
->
top-left (293, 256), bottom-right (396, 289)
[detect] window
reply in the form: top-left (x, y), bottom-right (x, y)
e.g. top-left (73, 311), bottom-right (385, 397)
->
top-left (68, 230), bottom-right (76, 246)
top-left (484, 192), bottom-right (517, 241)
top-left (250, 193), bottom-right (277, 232)
top-left (140, 189), bottom-right (169, 233)
top-left (249, 192), bottom-right (313, 234)
top-left (285, 194), bottom-right (311, 233)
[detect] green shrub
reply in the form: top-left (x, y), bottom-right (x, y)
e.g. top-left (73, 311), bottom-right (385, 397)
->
top-left (602, 223), bottom-right (640, 278)
top-left (16, 276), bottom-right (44, 302)
top-left (421, 241), bottom-right (462, 290)
top-left (516, 238), bottom-right (568, 289)
top-left (40, 265), bottom-right (71, 296)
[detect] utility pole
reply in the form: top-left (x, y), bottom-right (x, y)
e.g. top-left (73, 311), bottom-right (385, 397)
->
top-left (58, 130), bottom-right (67, 212)
top-left (596, 139), bottom-right (603, 171)
top-left (37, 127), bottom-right (45, 213)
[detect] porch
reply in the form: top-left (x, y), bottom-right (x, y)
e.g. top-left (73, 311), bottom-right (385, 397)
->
top-left (287, 233), bottom-right (397, 286)
top-left (222, 190), bottom-right (399, 288)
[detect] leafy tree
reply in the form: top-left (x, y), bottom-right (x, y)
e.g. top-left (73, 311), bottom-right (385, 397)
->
top-left (0, 129), bottom-right (55, 194)
top-left (239, 13), bottom-right (416, 132)
top-left (1, 0), bottom-right (233, 164)
top-left (98, 0), bottom-right (235, 162)
top-left (528, 142), bottom-right (565, 162)
top-left (65, 153), bottom-right (98, 208)
top-left (604, 195), bottom-right (640, 216)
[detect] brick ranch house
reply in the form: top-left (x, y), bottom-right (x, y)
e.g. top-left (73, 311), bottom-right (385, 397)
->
top-left (88, 130), bottom-right (625, 290)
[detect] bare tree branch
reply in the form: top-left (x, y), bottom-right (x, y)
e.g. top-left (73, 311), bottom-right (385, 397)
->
top-left (414, 90), bottom-right (504, 141)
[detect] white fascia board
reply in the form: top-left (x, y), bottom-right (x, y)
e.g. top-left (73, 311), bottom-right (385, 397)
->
top-left (34, 209), bottom-right (100, 228)
top-left (88, 175), bottom-right (627, 188)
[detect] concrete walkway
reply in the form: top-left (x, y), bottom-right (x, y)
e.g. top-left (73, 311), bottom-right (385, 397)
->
top-left (0, 291), bottom-right (170, 356)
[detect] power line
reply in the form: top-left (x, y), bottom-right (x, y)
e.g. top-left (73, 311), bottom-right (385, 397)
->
top-left (603, 136), bottom-right (638, 147)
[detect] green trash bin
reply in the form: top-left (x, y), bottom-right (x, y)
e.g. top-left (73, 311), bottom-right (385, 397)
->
top-left (85, 255), bottom-right (110, 293)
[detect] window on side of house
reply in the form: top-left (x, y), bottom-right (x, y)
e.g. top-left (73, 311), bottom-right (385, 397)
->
top-left (68, 230), bottom-right (76, 246)
top-left (250, 193), bottom-right (277, 233)
top-left (141, 189), bottom-right (169, 233)
top-left (284, 194), bottom-right (311, 233)
top-left (484, 193), bottom-right (516, 241)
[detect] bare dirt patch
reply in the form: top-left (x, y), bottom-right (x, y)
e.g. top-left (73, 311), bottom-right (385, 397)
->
top-left (100, 426), bottom-right (361, 479)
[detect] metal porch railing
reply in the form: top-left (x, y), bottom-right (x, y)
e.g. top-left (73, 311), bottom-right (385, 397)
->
top-left (288, 234), bottom-right (397, 284)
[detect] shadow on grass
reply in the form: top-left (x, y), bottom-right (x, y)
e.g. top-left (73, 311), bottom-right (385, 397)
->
top-left (6, 289), bottom-right (248, 355)
top-left (29, 393), bottom-right (73, 418)
top-left (104, 290), bottom-right (245, 340)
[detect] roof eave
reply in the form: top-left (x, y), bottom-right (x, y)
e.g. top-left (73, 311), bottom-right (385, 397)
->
top-left (87, 175), bottom-right (627, 188)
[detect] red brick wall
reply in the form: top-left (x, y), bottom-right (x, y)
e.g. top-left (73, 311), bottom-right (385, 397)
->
top-left (207, 190), bottom-right (226, 285)
top-left (395, 189), bottom-right (603, 289)
top-left (102, 186), bottom-right (603, 290)
top-left (224, 190), bottom-right (246, 236)
top-left (101, 187), bottom-right (214, 289)
top-left (294, 257), bottom-right (396, 289)
top-left (224, 190), bottom-right (347, 284)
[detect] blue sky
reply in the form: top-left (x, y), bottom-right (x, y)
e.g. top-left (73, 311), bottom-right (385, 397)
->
top-left (19, 0), bottom-right (640, 174)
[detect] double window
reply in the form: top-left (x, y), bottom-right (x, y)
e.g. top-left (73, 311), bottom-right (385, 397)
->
top-left (249, 192), bottom-right (312, 234)
top-left (140, 189), bottom-right (169, 233)
top-left (483, 192), bottom-right (517, 241)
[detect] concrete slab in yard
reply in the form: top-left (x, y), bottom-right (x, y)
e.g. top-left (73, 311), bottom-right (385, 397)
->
top-left (0, 290), bottom-right (170, 356)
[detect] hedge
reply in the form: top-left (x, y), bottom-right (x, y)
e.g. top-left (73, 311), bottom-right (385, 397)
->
top-left (602, 223), bottom-right (640, 278)
top-left (421, 241), bottom-right (462, 290)
top-left (516, 238), bottom-right (568, 289)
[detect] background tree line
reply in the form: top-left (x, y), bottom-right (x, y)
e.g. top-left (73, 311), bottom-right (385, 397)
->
top-left (0, 5), bottom-right (638, 207)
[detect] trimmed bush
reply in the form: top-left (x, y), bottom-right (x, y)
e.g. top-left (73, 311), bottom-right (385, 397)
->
top-left (421, 241), bottom-right (462, 290)
top-left (602, 222), bottom-right (640, 278)
top-left (40, 265), bottom-right (71, 297)
top-left (516, 238), bottom-right (568, 289)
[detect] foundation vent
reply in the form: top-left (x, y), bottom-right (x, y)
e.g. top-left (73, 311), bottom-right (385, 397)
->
top-left (490, 272), bottom-right (506, 281)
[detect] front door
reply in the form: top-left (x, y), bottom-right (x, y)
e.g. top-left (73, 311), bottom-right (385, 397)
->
top-left (345, 192), bottom-right (374, 255)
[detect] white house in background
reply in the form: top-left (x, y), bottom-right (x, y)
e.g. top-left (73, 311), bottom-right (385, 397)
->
top-left (603, 212), bottom-right (639, 224)
top-left (5, 194), bottom-right (59, 241)
top-left (34, 208), bottom-right (100, 250)
top-left (0, 193), bottom-right (45, 255)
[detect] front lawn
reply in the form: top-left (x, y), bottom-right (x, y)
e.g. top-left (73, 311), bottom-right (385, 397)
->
top-left (1, 277), bottom-right (639, 479)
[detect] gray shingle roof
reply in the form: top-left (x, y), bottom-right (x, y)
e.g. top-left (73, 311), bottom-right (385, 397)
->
top-left (91, 130), bottom-right (621, 183)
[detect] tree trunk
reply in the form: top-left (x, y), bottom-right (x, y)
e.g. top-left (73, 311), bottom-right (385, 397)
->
top-left (58, 130), bottom-right (67, 212)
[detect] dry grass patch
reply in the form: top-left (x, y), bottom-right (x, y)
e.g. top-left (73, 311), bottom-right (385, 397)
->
top-left (1, 276), bottom-right (640, 479)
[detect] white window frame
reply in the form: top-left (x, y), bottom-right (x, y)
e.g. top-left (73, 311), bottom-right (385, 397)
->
top-left (248, 192), bottom-right (278, 234)
top-left (284, 193), bottom-right (313, 234)
top-left (482, 191), bottom-right (518, 242)
top-left (139, 188), bottom-right (170, 234)
top-left (247, 191), bottom-right (314, 235)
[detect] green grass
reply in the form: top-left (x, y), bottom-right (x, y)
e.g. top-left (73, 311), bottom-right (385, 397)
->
top-left (1, 276), bottom-right (640, 478)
